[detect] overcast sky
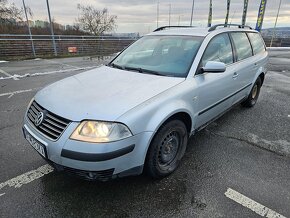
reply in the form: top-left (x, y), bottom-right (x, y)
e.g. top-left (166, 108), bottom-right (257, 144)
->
top-left (10, 0), bottom-right (290, 34)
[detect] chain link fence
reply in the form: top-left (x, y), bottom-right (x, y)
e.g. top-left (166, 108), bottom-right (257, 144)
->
top-left (0, 34), bottom-right (136, 60)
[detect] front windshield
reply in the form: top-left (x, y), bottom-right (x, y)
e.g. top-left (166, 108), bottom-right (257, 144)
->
top-left (110, 35), bottom-right (204, 77)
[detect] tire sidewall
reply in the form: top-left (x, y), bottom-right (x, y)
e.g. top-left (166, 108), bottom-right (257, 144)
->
top-left (146, 120), bottom-right (188, 178)
top-left (249, 77), bottom-right (262, 106)
top-left (242, 77), bottom-right (262, 107)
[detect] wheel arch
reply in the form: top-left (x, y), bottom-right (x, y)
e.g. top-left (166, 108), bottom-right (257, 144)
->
top-left (161, 112), bottom-right (192, 134)
top-left (144, 109), bottom-right (193, 159)
top-left (259, 72), bottom-right (265, 85)
top-left (144, 111), bottom-right (192, 175)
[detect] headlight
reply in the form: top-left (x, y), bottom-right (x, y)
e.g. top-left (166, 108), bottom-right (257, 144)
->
top-left (70, 121), bottom-right (132, 143)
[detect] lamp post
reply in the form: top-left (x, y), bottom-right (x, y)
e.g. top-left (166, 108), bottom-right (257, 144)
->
top-left (46, 0), bottom-right (57, 56)
top-left (168, 4), bottom-right (171, 26)
top-left (22, 0), bottom-right (35, 57)
top-left (178, 14), bottom-right (184, 26)
top-left (190, 0), bottom-right (194, 26)
top-left (208, 0), bottom-right (212, 27)
top-left (270, 0), bottom-right (282, 47)
top-left (157, 1), bottom-right (159, 28)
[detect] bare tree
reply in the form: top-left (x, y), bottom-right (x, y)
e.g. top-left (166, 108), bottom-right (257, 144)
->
top-left (77, 4), bottom-right (117, 35)
top-left (0, 0), bottom-right (32, 24)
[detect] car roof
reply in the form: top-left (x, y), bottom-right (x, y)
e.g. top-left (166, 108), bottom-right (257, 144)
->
top-left (147, 26), bottom-right (258, 37)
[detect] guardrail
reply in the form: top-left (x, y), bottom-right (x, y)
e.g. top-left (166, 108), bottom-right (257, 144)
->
top-left (0, 34), bottom-right (136, 60)
top-left (263, 38), bottom-right (290, 47)
top-left (0, 34), bottom-right (289, 60)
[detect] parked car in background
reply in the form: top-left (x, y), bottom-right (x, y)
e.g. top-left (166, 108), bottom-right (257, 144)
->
top-left (23, 24), bottom-right (268, 181)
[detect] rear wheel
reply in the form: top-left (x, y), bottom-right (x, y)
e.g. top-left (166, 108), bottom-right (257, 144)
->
top-left (242, 77), bottom-right (262, 108)
top-left (145, 119), bottom-right (188, 179)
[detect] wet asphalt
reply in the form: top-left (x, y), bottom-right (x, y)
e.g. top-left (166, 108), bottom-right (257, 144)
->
top-left (0, 50), bottom-right (290, 217)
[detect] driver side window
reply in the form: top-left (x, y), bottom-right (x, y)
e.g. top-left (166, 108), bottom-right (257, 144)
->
top-left (201, 33), bottom-right (233, 67)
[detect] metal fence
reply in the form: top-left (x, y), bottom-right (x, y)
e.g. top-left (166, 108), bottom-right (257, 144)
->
top-left (0, 34), bottom-right (136, 60)
top-left (0, 34), bottom-right (289, 60)
top-left (263, 38), bottom-right (290, 47)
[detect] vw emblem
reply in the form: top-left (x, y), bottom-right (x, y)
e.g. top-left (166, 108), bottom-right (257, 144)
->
top-left (34, 112), bottom-right (44, 126)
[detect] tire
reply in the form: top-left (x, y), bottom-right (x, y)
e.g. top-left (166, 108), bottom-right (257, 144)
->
top-left (145, 119), bottom-right (188, 179)
top-left (242, 77), bottom-right (262, 108)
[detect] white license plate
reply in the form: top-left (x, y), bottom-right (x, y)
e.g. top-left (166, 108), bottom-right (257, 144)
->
top-left (23, 128), bottom-right (47, 158)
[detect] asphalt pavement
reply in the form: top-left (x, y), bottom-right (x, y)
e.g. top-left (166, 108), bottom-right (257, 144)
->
top-left (0, 50), bottom-right (290, 217)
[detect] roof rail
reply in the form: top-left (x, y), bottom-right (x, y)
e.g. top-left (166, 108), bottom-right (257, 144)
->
top-left (208, 24), bottom-right (252, 32)
top-left (154, 26), bottom-right (194, 32)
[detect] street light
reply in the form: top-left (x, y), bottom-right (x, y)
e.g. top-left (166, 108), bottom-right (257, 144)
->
top-left (178, 15), bottom-right (184, 26)
top-left (157, 1), bottom-right (159, 28)
top-left (168, 4), bottom-right (171, 26)
top-left (270, 0), bottom-right (282, 47)
top-left (22, 0), bottom-right (35, 57)
top-left (190, 0), bottom-right (194, 26)
top-left (46, 0), bottom-right (57, 56)
top-left (208, 0), bottom-right (213, 27)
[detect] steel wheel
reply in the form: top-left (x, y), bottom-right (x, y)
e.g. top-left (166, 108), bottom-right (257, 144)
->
top-left (252, 84), bottom-right (258, 99)
top-left (145, 119), bottom-right (188, 179)
top-left (242, 77), bottom-right (262, 108)
top-left (158, 131), bottom-right (180, 168)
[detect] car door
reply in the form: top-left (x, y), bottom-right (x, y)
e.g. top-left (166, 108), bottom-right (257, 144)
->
top-left (194, 33), bottom-right (238, 129)
top-left (229, 32), bottom-right (256, 104)
top-left (247, 32), bottom-right (268, 78)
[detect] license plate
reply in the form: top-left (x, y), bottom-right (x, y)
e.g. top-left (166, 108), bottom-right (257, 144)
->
top-left (23, 128), bottom-right (47, 158)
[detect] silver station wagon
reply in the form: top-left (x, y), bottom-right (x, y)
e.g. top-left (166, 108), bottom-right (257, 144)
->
top-left (23, 24), bottom-right (268, 181)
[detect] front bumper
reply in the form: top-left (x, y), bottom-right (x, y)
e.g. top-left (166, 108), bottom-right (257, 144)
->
top-left (49, 161), bottom-right (143, 181)
top-left (23, 118), bottom-right (154, 180)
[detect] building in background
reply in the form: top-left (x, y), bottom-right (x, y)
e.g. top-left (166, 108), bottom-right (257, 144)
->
top-left (35, 20), bottom-right (49, 28)
top-left (261, 27), bottom-right (290, 38)
top-left (53, 22), bottom-right (65, 30)
top-left (17, 20), bottom-right (34, 27)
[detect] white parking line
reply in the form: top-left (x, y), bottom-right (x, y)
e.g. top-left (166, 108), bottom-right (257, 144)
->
top-left (0, 65), bottom-right (99, 80)
top-left (0, 193), bottom-right (5, 197)
top-left (0, 164), bottom-right (54, 192)
top-left (225, 188), bottom-right (286, 218)
top-left (0, 88), bottom-right (37, 98)
top-left (0, 68), bottom-right (19, 80)
top-left (45, 59), bottom-right (80, 69)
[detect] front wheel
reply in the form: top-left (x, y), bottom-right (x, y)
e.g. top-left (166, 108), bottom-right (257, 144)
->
top-left (242, 77), bottom-right (262, 108)
top-left (145, 119), bottom-right (188, 179)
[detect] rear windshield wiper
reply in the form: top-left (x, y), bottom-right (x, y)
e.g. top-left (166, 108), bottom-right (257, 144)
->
top-left (123, 66), bottom-right (165, 76)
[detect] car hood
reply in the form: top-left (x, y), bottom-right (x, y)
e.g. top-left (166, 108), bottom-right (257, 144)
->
top-left (35, 66), bottom-right (185, 121)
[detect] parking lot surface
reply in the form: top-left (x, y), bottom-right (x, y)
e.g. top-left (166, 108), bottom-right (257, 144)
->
top-left (0, 50), bottom-right (290, 217)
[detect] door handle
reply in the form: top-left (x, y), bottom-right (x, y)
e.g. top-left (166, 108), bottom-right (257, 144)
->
top-left (232, 72), bottom-right (239, 79)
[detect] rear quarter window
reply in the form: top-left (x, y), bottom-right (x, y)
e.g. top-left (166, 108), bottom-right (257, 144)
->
top-left (231, 32), bottom-right (253, 61)
top-left (247, 32), bottom-right (266, 55)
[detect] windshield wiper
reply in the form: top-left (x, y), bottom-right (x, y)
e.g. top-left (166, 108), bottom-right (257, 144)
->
top-left (108, 63), bottom-right (124, 70)
top-left (123, 66), bottom-right (165, 76)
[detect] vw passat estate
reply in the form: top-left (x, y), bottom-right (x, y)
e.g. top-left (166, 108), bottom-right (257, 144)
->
top-left (23, 24), bottom-right (268, 181)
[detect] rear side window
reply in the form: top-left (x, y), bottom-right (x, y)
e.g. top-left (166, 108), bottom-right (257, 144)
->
top-left (247, 32), bottom-right (266, 55)
top-left (201, 33), bottom-right (233, 66)
top-left (231, 32), bottom-right (253, 61)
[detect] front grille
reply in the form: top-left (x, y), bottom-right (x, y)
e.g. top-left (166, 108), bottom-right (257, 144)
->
top-left (49, 161), bottom-right (115, 181)
top-left (26, 101), bottom-right (71, 140)
top-left (62, 166), bottom-right (114, 181)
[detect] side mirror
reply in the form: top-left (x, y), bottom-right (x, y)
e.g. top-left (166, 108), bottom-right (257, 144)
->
top-left (202, 61), bottom-right (226, 73)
